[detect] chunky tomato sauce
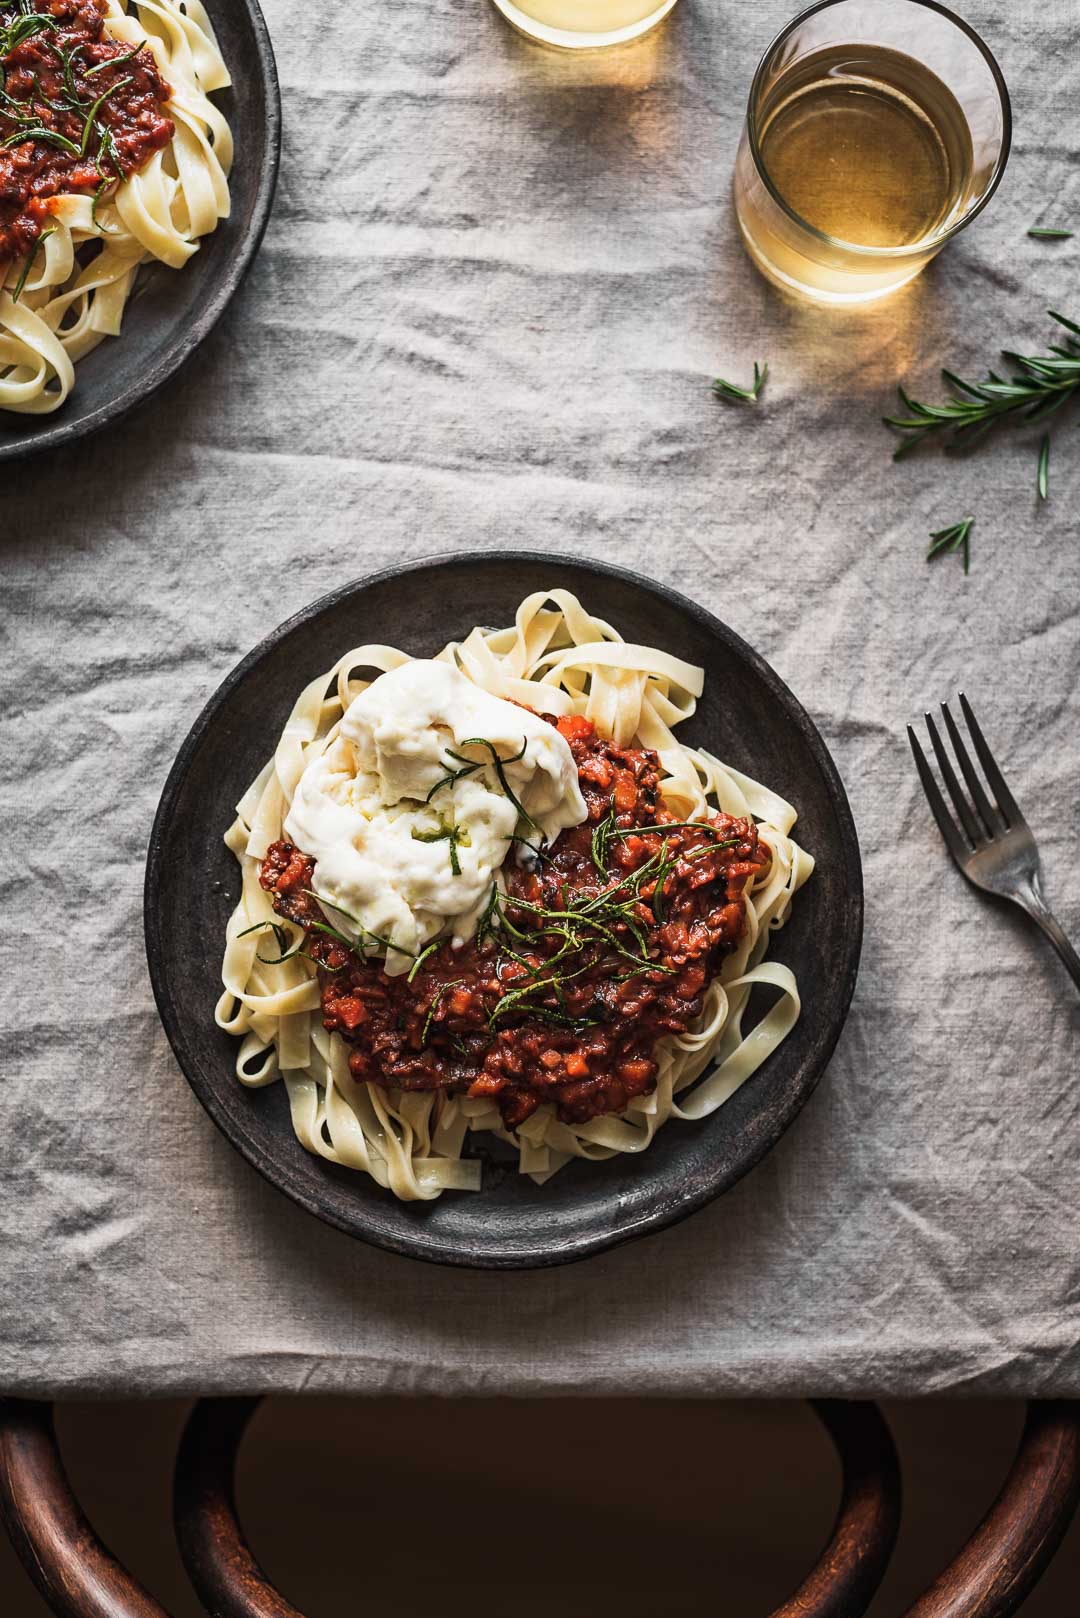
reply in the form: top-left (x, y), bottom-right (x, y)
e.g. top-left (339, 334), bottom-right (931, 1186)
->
top-left (0, 0), bottom-right (173, 265)
top-left (260, 716), bottom-right (768, 1130)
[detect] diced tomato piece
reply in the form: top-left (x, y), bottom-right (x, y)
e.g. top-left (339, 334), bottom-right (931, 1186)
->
top-left (556, 714), bottom-right (595, 744)
top-left (613, 774), bottom-right (638, 813)
top-left (333, 997), bottom-right (366, 1030)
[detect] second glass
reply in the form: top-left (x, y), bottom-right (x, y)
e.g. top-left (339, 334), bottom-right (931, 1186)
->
top-left (733, 0), bottom-right (1011, 304)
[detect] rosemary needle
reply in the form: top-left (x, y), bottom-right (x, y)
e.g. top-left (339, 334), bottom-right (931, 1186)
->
top-left (1028, 227), bottom-right (1073, 240)
top-left (713, 361), bottom-right (768, 404)
top-left (10, 224), bottom-right (54, 301)
top-left (927, 518), bottom-right (973, 575)
top-left (1037, 433), bottom-right (1050, 500)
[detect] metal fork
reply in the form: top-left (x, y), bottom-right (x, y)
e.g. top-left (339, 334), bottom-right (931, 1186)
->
top-left (908, 692), bottom-right (1080, 994)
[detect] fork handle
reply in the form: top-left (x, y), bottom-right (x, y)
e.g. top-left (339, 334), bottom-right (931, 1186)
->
top-left (1015, 880), bottom-right (1080, 995)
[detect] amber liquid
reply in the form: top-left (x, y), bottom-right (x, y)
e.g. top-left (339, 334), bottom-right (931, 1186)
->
top-left (756, 45), bottom-right (974, 250)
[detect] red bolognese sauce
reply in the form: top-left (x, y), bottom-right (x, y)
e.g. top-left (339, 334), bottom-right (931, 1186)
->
top-left (0, 0), bottom-right (173, 266)
top-left (260, 715), bottom-right (769, 1130)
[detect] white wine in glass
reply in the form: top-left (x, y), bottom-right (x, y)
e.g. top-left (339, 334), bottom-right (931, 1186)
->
top-left (734, 0), bottom-right (1010, 304)
top-left (489, 0), bottom-right (678, 50)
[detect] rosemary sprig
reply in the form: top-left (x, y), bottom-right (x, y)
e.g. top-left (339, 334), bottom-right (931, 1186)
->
top-left (426, 736), bottom-right (527, 803)
top-left (0, 88), bottom-right (37, 119)
top-left (411, 818), bottom-right (470, 876)
top-left (0, 10), bottom-right (56, 55)
top-left (475, 882), bottom-right (500, 947)
top-left (463, 737), bottom-right (540, 835)
top-left (504, 896), bottom-right (661, 972)
top-left (92, 124), bottom-right (121, 219)
top-left (57, 40), bottom-right (82, 103)
top-left (28, 79), bottom-right (78, 116)
top-left (713, 361), bottom-right (768, 404)
top-left (426, 749), bottom-right (483, 802)
top-left (237, 918), bottom-right (335, 969)
top-left (606, 822), bottom-right (741, 844)
top-left (884, 310), bottom-right (1080, 498)
top-left (424, 736), bottom-right (542, 839)
top-left (407, 940), bottom-right (440, 982)
top-left (257, 941), bottom-right (306, 965)
top-left (238, 919), bottom-right (294, 955)
top-left (523, 1004), bottom-right (607, 1032)
top-left (487, 829), bottom-right (729, 995)
top-left (488, 959), bottom-right (604, 1028)
top-left (90, 172), bottom-right (110, 221)
top-left (422, 979), bottom-right (466, 1045)
top-left (85, 40), bottom-right (146, 76)
top-left (302, 888), bottom-right (416, 960)
top-left (651, 845), bottom-right (683, 925)
top-left (10, 223), bottom-right (53, 301)
top-left (590, 813), bottom-right (737, 880)
top-left (590, 808), bottom-right (616, 872)
top-left (1, 123), bottom-right (79, 152)
top-left (302, 921), bottom-right (362, 967)
top-left (77, 74), bottom-right (130, 155)
top-left (927, 518), bottom-right (973, 575)
top-left (573, 839), bottom-right (722, 919)
top-left (419, 801), bottom-right (742, 1035)
top-left (505, 831), bottom-right (549, 864)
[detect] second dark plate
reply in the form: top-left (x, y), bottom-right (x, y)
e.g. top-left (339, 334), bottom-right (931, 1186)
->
top-left (0, 0), bottom-right (281, 464)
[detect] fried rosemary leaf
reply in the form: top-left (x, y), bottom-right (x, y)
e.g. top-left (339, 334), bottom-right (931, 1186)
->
top-left (421, 979), bottom-right (466, 1045)
top-left (85, 39), bottom-right (146, 76)
top-left (10, 223), bottom-right (53, 301)
top-left (77, 74), bottom-right (131, 155)
top-left (237, 918), bottom-right (310, 966)
top-left (407, 940), bottom-right (440, 982)
top-left (411, 818), bottom-right (469, 876)
top-left (456, 736), bottom-right (540, 835)
top-left (590, 808), bottom-right (616, 873)
top-left (1, 123), bottom-right (79, 152)
top-left (302, 888), bottom-right (416, 959)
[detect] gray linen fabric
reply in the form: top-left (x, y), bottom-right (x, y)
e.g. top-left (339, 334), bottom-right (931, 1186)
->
top-left (3, 0), bottom-right (1079, 1399)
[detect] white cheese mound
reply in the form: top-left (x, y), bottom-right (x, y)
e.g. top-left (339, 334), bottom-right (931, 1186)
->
top-left (283, 659), bottom-right (587, 974)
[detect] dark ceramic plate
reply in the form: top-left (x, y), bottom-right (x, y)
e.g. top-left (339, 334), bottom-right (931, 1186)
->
top-left (145, 553), bottom-right (863, 1268)
top-left (0, 0), bottom-right (280, 465)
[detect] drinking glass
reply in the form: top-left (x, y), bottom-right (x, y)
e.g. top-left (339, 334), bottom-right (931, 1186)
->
top-left (733, 0), bottom-right (1011, 304)
top-left (490, 0), bottom-right (678, 50)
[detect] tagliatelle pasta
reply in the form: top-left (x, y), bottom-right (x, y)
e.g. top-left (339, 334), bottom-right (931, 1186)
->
top-left (216, 591), bottom-right (814, 1201)
top-left (0, 0), bottom-right (231, 414)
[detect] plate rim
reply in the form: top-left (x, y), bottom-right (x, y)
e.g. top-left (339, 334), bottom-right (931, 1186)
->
top-left (0, 0), bottom-right (282, 466)
top-left (144, 550), bottom-right (864, 1268)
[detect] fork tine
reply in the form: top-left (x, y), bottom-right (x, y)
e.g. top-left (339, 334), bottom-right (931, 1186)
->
top-left (941, 699), bottom-right (999, 836)
top-left (924, 712), bottom-right (981, 846)
top-left (907, 725), bottom-right (968, 863)
top-left (958, 692), bottom-right (1024, 829)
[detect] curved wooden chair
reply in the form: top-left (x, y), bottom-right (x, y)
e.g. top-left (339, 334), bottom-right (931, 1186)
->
top-left (0, 1397), bottom-right (1077, 1618)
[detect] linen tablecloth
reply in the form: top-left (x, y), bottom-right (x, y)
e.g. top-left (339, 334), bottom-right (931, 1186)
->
top-left (3, 0), bottom-right (1079, 1399)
